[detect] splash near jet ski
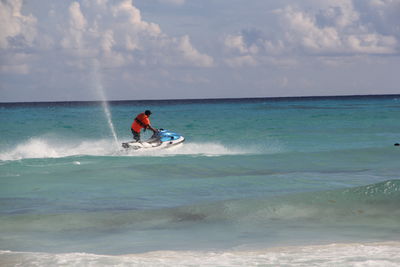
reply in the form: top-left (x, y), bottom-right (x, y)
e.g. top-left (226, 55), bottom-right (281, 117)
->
top-left (122, 129), bottom-right (185, 150)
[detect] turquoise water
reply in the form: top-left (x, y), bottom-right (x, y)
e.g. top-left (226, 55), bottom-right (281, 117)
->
top-left (1, 96), bottom-right (400, 262)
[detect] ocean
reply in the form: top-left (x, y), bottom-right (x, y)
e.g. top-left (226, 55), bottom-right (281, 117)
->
top-left (1, 95), bottom-right (400, 266)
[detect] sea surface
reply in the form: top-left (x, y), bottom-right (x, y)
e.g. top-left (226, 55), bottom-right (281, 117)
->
top-left (1, 95), bottom-right (400, 266)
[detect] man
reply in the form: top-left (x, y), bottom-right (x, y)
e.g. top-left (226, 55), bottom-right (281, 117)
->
top-left (131, 110), bottom-right (157, 142)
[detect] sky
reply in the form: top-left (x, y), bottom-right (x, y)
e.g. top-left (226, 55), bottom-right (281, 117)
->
top-left (0, 0), bottom-right (399, 102)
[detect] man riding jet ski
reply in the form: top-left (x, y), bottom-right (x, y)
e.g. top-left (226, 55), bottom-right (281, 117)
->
top-left (121, 110), bottom-right (185, 150)
top-left (130, 110), bottom-right (157, 142)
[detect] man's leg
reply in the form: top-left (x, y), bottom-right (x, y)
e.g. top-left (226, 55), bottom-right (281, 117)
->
top-left (131, 129), bottom-right (140, 142)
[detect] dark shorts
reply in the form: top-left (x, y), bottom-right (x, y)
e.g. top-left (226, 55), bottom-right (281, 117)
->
top-left (131, 128), bottom-right (140, 142)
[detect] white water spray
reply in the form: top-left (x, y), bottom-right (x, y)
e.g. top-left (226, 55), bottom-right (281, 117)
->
top-left (101, 96), bottom-right (119, 147)
top-left (92, 61), bottom-right (119, 148)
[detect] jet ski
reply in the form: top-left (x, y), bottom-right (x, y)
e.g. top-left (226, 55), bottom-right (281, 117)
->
top-left (122, 129), bottom-right (185, 150)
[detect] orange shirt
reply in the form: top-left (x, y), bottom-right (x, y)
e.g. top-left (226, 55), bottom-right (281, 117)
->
top-left (131, 113), bottom-right (150, 133)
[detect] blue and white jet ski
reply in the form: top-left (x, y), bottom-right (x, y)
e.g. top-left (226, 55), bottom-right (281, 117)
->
top-left (122, 129), bottom-right (185, 150)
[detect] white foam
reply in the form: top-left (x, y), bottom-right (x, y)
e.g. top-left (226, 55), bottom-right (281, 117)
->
top-left (124, 142), bottom-right (257, 157)
top-left (0, 137), bottom-right (117, 161)
top-left (1, 242), bottom-right (400, 266)
top-left (0, 137), bottom-right (262, 161)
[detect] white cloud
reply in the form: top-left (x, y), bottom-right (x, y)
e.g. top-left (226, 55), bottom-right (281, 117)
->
top-left (279, 3), bottom-right (398, 55)
top-left (356, 0), bottom-right (400, 37)
top-left (69, 2), bottom-right (87, 30)
top-left (61, 2), bottom-right (87, 51)
top-left (223, 30), bottom-right (265, 67)
top-left (100, 30), bottom-right (115, 53)
top-left (223, 0), bottom-right (399, 67)
top-left (177, 35), bottom-right (214, 67)
top-left (225, 35), bottom-right (259, 54)
top-left (1, 0), bottom-right (213, 76)
top-left (0, 0), bottom-right (37, 49)
top-left (110, 0), bottom-right (161, 35)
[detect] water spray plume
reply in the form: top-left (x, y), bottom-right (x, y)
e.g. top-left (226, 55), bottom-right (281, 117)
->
top-left (92, 60), bottom-right (119, 148)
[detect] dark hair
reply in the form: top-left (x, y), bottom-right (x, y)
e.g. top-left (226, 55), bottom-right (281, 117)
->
top-left (145, 110), bottom-right (152, 115)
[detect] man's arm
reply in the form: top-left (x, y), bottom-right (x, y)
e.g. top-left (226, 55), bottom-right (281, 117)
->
top-left (147, 124), bottom-right (157, 133)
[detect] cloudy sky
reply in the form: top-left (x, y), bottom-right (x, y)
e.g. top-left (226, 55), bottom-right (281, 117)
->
top-left (1, 0), bottom-right (399, 102)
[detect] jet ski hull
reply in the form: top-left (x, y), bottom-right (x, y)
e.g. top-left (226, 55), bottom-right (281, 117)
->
top-left (122, 129), bottom-right (185, 150)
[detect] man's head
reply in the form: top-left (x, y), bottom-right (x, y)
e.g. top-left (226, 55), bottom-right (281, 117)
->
top-left (145, 110), bottom-right (152, 116)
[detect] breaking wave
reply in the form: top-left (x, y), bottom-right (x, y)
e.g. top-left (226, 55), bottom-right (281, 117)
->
top-left (2, 242), bottom-right (400, 267)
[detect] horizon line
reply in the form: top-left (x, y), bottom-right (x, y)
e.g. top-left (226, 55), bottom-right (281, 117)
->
top-left (1, 93), bottom-right (399, 105)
